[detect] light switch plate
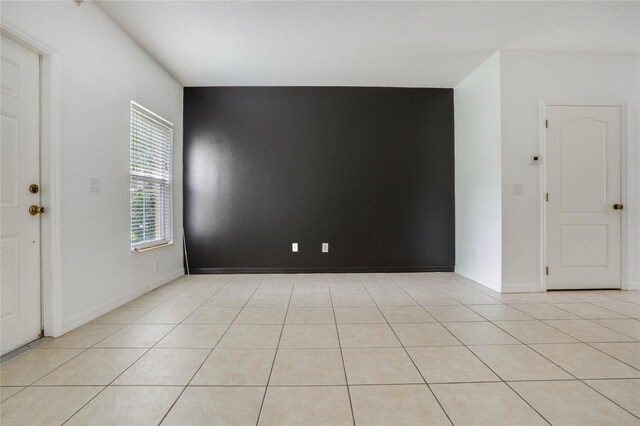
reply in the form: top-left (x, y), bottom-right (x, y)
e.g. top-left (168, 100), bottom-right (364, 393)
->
top-left (292, 243), bottom-right (298, 253)
top-left (89, 177), bottom-right (101, 193)
top-left (322, 243), bottom-right (329, 253)
top-left (512, 183), bottom-right (523, 196)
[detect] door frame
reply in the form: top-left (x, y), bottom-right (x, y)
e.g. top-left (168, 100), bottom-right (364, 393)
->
top-left (1, 21), bottom-right (64, 337)
top-left (540, 100), bottom-right (628, 291)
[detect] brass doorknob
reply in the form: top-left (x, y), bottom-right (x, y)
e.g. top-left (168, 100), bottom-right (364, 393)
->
top-left (613, 203), bottom-right (624, 210)
top-left (28, 205), bottom-right (45, 215)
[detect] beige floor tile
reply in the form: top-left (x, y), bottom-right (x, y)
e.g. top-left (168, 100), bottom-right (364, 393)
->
top-left (508, 303), bottom-right (580, 319)
top-left (331, 294), bottom-right (376, 307)
top-left (511, 380), bottom-right (639, 425)
top-left (424, 305), bottom-right (485, 322)
top-left (279, 325), bottom-right (339, 348)
top-left (66, 385), bottom-right (182, 426)
top-left (443, 322), bottom-right (520, 345)
top-left (35, 348), bottom-right (145, 385)
top-left (114, 349), bottom-right (209, 385)
top-left (217, 325), bottom-right (282, 348)
top-left (163, 386), bottom-right (264, 425)
top-left (155, 324), bottom-right (227, 348)
top-left (285, 307), bottom-right (335, 324)
top-left (343, 348), bottom-right (423, 384)
top-left (469, 344), bottom-right (572, 381)
top-left (94, 324), bottom-right (174, 348)
top-left (594, 303), bottom-right (640, 318)
top-left (467, 304), bottom-right (533, 321)
top-left (412, 293), bottom-right (460, 306)
top-left (40, 324), bottom-right (122, 349)
top-left (334, 306), bottom-right (386, 324)
top-left (452, 293), bottom-right (501, 305)
top-left (246, 293), bottom-right (290, 308)
top-left (487, 294), bottom-right (541, 304)
top-left (191, 348), bottom-right (275, 385)
top-left (0, 387), bottom-right (23, 402)
top-left (133, 306), bottom-right (196, 324)
top-left (259, 386), bottom-right (352, 425)
top-left (289, 293), bottom-right (332, 307)
top-left (528, 292), bottom-right (581, 304)
top-left (183, 306), bottom-right (242, 324)
top-left (585, 379), bottom-right (640, 418)
top-left (545, 319), bottom-right (635, 342)
top-left (431, 382), bottom-right (547, 426)
top-left (270, 348), bottom-right (346, 385)
top-left (0, 348), bottom-right (82, 386)
top-left (590, 342), bottom-right (640, 369)
top-left (566, 292), bottom-right (623, 303)
top-left (338, 324), bottom-right (401, 348)
top-left (0, 386), bottom-right (102, 426)
top-left (554, 303), bottom-right (628, 319)
top-left (493, 320), bottom-right (577, 343)
top-left (391, 323), bottom-right (460, 347)
top-left (92, 307), bottom-right (150, 324)
top-left (234, 307), bottom-right (287, 324)
top-left (594, 319), bottom-right (640, 340)
top-left (329, 282), bottom-right (367, 294)
top-left (350, 384), bottom-right (450, 425)
top-left (379, 306), bottom-right (436, 323)
top-left (205, 293), bottom-right (252, 307)
top-left (407, 346), bottom-right (498, 383)
top-left (371, 293), bottom-right (418, 307)
top-left (531, 343), bottom-right (640, 379)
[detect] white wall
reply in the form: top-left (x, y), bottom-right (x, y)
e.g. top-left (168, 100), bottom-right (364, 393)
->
top-left (454, 52), bottom-right (502, 292)
top-left (1, 1), bottom-right (184, 334)
top-left (500, 50), bottom-right (640, 292)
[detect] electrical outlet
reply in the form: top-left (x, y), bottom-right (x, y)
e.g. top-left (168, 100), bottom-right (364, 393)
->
top-left (292, 243), bottom-right (298, 253)
top-left (322, 243), bottom-right (329, 253)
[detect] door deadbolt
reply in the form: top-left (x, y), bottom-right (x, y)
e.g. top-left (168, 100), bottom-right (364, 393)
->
top-left (29, 205), bottom-right (45, 215)
top-left (613, 203), bottom-right (624, 210)
top-left (29, 184), bottom-right (39, 194)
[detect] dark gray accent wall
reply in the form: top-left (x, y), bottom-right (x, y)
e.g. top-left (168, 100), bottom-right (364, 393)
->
top-left (183, 87), bottom-right (454, 273)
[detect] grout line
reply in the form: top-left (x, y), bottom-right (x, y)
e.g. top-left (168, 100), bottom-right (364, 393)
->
top-left (329, 281), bottom-right (357, 426)
top-left (361, 275), bottom-right (456, 426)
top-left (58, 274), bottom-right (235, 425)
top-left (254, 279), bottom-right (295, 426)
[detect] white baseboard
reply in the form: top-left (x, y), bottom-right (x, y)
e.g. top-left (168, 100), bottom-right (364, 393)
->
top-left (454, 268), bottom-right (501, 293)
top-left (625, 281), bottom-right (640, 291)
top-left (500, 282), bottom-right (544, 294)
top-left (59, 268), bottom-right (184, 335)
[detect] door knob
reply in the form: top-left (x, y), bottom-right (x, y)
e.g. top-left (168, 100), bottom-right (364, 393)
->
top-left (613, 203), bottom-right (624, 210)
top-left (28, 205), bottom-right (45, 215)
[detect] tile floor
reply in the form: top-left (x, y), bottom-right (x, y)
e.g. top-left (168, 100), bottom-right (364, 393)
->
top-left (1, 273), bottom-right (639, 425)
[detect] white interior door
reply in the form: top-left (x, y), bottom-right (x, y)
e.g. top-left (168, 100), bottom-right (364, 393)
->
top-left (545, 105), bottom-right (622, 290)
top-left (1, 35), bottom-right (42, 354)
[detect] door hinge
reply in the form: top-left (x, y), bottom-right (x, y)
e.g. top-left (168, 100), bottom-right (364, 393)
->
top-left (545, 266), bottom-right (549, 276)
top-left (545, 119), bottom-right (548, 128)
top-left (546, 193), bottom-right (549, 202)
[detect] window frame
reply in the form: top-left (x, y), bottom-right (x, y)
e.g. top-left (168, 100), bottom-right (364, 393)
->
top-left (129, 100), bottom-right (174, 252)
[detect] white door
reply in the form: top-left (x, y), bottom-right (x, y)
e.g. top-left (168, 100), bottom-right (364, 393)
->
top-left (545, 105), bottom-right (622, 290)
top-left (1, 35), bottom-right (42, 354)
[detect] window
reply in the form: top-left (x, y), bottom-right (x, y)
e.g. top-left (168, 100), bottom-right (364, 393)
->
top-left (129, 101), bottom-right (173, 251)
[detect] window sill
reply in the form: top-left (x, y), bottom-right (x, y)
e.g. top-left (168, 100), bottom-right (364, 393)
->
top-left (131, 241), bottom-right (174, 253)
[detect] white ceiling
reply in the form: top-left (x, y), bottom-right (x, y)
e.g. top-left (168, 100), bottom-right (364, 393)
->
top-left (96, 1), bottom-right (640, 87)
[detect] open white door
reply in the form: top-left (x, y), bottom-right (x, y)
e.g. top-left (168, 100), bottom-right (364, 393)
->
top-left (545, 105), bottom-right (622, 290)
top-left (1, 35), bottom-right (42, 354)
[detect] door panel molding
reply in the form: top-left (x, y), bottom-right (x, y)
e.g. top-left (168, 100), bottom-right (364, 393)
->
top-left (542, 102), bottom-right (624, 290)
top-left (1, 20), bottom-right (64, 338)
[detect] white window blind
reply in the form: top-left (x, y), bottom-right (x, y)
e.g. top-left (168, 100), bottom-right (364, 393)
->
top-left (129, 101), bottom-right (173, 251)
